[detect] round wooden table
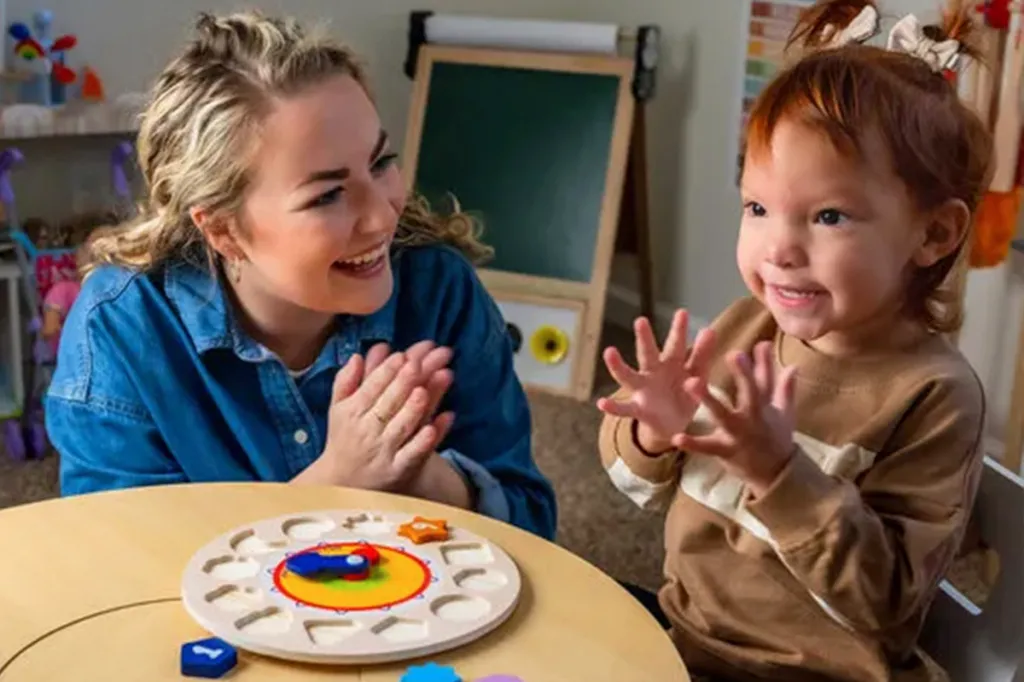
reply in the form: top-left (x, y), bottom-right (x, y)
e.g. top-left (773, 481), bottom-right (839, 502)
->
top-left (0, 483), bottom-right (689, 681)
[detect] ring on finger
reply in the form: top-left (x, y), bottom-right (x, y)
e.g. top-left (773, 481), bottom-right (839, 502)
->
top-left (372, 410), bottom-right (389, 425)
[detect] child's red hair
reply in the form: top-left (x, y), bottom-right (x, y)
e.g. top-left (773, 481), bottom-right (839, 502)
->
top-left (743, 0), bottom-right (993, 334)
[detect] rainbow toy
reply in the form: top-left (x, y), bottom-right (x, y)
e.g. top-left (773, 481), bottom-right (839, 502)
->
top-left (6, 17), bottom-right (77, 105)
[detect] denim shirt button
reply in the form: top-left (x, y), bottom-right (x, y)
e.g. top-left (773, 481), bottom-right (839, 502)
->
top-left (293, 429), bottom-right (309, 445)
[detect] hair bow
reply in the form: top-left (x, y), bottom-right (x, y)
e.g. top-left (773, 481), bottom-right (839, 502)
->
top-left (822, 5), bottom-right (880, 47)
top-left (887, 14), bottom-right (960, 71)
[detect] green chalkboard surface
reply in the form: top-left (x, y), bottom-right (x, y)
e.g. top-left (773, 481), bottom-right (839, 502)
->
top-left (411, 60), bottom-right (622, 283)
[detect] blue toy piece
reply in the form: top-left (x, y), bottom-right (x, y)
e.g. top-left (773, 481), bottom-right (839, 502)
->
top-left (285, 551), bottom-right (370, 579)
top-left (180, 637), bottom-right (237, 678)
top-left (400, 661), bottom-right (461, 682)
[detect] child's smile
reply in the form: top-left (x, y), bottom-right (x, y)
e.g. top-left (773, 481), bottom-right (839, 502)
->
top-left (766, 283), bottom-right (827, 310)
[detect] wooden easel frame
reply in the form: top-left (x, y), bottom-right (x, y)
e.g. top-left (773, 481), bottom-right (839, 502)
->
top-left (402, 44), bottom-right (640, 400)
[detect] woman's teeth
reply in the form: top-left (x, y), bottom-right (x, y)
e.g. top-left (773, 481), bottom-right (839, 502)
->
top-left (337, 243), bottom-right (387, 267)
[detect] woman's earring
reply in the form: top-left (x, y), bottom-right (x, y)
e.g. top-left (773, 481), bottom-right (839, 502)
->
top-left (227, 258), bottom-right (243, 283)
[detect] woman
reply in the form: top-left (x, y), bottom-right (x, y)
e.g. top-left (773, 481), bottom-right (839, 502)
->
top-left (44, 11), bottom-right (557, 540)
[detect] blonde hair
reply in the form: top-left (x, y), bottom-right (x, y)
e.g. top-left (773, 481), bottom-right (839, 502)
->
top-left (81, 10), bottom-right (491, 277)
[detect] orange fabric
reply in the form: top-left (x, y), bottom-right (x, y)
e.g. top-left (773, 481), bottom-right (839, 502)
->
top-left (970, 189), bottom-right (1021, 268)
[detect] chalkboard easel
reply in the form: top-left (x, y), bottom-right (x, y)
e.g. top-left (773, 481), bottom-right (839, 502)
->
top-left (402, 42), bottom-right (655, 400)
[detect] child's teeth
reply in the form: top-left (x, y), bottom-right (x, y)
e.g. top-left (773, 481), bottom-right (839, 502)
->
top-left (778, 287), bottom-right (815, 298)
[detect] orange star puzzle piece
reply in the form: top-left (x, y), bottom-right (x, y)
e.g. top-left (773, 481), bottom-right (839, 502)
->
top-left (398, 516), bottom-right (449, 544)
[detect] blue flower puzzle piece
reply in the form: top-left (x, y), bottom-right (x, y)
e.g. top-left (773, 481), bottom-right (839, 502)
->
top-left (180, 637), bottom-right (237, 678)
top-left (400, 661), bottom-right (461, 682)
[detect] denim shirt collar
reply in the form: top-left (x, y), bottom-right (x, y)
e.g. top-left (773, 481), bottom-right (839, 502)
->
top-left (163, 260), bottom-right (397, 369)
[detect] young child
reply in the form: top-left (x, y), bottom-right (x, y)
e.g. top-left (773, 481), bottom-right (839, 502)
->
top-left (597, 2), bottom-right (991, 680)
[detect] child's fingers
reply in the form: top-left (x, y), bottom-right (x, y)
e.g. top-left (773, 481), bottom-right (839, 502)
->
top-left (753, 341), bottom-right (774, 395)
top-left (595, 396), bottom-right (642, 420)
top-left (660, 309), bottom-right (689, 361)
top-left (773, 365), bottom-right (798, 413)
top-left (730, 351), bottom-right (758, 410)
top-left (633, 317), bottom-right (661, 371)
top-left (685, 327), bottom-right (717, 377)
top-left (673, 431), bottom-right (733, 457)
top-left (684, 376), bottom-right (734, 427)
top-left (603, 347), bottom-right (643, 390)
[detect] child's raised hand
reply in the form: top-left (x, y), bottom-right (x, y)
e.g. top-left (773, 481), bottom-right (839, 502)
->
top-left (674, 341), bottom-right (797, 495)
top-left (596, 310), bottom-right (716, 453)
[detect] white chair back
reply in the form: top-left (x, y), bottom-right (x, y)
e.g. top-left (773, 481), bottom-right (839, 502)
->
top-left (920, 456), bottom-right (1024, 682)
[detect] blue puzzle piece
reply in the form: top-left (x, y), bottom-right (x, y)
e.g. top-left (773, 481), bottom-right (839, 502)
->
top-left (285, 551), bottom-right (369, 578)
top-left (285, 552), bottom-right (329, 577)
top-left (400, 661), bottom-right (461, 682)
top-left (180, 637), bottom-right (237, 678)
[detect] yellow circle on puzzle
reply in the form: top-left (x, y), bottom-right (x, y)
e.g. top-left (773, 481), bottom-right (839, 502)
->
top-left (530, 325), bottom-right (569, 365)
top-left (273, 543), bottom-right (431, 611)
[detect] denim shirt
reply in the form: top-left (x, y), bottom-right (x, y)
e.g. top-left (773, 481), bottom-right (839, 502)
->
top-left (45, 244), bottom-right (557, 540)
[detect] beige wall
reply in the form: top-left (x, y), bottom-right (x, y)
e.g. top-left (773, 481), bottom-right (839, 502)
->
top-left (4, 0), bottom-right (946, 325)
top-left (7, 0), bottom-right (739, 319)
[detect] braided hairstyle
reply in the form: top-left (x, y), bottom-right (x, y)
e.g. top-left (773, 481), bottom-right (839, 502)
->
top-left (81, 11), bottom-right (491, 278)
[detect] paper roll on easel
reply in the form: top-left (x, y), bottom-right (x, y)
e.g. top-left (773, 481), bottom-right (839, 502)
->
top-left (424, 15), bottom-right (620, 54)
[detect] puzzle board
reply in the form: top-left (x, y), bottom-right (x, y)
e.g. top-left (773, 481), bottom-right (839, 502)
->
top-left (181, 510), bottom-right (521, 665)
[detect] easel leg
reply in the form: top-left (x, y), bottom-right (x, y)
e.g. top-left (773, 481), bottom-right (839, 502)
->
top-left (627, 104), bottom-right (656, 333)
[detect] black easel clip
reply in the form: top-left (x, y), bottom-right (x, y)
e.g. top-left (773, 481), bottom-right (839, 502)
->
top-left (632, 24), bottom-right (660, 101)
top-left (404, 11), bottom-right (434, 80)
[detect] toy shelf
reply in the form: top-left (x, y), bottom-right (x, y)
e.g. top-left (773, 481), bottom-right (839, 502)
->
top-left (0, 372), bottom-right (16, 420)
top-left (0, 261), bottom-right (21, 421)
top-left (0, 84), bottom-right (143, 140)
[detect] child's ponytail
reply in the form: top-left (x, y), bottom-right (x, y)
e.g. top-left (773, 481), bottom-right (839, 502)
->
top-left (788, 0), bottom-right (982, 69)
top-left (934, 0), bottom-right (982, 62)
top-left (745, 0), bottom-right (994, 335)
top-left (787, 0), bottom-right (879, 52)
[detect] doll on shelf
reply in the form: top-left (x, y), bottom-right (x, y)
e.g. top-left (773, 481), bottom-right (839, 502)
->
top-left (33, 210), bottom-right (117, 355)
top-left (40, 272), bottom-right (79, 354)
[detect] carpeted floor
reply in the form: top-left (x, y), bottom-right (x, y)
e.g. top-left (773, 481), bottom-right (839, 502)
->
top-left (0, 323), bottom-right (987, 603)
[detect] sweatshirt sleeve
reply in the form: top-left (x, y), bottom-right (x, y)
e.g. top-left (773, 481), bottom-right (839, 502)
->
top-left (743, 373), bottom-right (985, 637)
top-left (598, 389), bottom-right (682, 512)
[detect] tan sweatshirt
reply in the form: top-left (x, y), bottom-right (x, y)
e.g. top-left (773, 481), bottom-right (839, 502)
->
top-left (599, 297), bottom-right (985, 682)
